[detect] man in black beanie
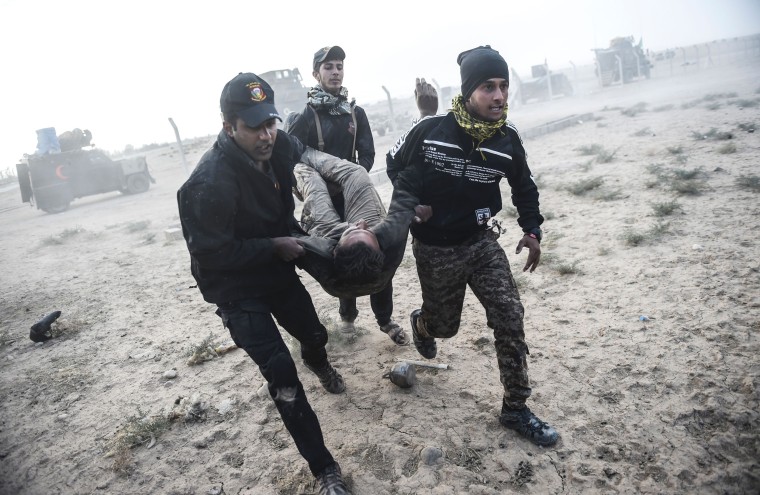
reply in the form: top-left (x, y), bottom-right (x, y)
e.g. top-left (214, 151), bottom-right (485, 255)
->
top-left (386, 46), bottom-right (558, 447)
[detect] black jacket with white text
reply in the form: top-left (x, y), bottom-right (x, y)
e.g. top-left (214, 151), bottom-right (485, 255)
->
top-left (386, 113), bottom-right (543, 246)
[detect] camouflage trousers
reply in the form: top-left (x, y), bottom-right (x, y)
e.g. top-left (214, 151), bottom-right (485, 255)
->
top-left (412, 230), bottom-right (531, 409)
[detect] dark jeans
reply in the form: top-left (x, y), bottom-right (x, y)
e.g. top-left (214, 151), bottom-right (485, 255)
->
top-left (339, 281), bottom-right (394, 326)
top-left (216, 281), bottom-right (334, 476)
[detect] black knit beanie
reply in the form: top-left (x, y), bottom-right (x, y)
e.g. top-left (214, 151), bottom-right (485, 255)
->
top-left (457, 45), bottom-right (510, 100)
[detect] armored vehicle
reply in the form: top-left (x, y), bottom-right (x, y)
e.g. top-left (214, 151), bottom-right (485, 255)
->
top-left (512, 64), bottom-right (574, 105)
top-left (259, 68), bottom-right (309, 117)
top-left (16, 147), bottom-right (154, 213)
top-left (594, 36), bottom-right (652, 86)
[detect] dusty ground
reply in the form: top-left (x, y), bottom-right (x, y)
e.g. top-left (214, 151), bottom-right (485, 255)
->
top-left (1, 60), bottom-right (758, 495)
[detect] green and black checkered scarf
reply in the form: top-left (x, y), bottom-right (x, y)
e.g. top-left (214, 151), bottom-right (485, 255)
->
top-left (451, 94), bottom-right (508, 158)
top-left (307, 86), bottom-right (354, 115)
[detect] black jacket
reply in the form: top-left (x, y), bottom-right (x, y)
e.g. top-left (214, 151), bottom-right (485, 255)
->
top-left (177, 129), bottom-right (305, 304)
top-left (386, 113), bottom-right (543, 246)
top-left (286, 103), bottom-right (375, 172)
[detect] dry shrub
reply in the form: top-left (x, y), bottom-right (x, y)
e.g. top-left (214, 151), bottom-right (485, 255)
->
top-left (621, 102), bottom-right (647, 117)
top-left (690, 128), bottom-right (733, 140)
top-left (736, 175), bottom-right (760, 192)
top-left (651, 200), bottom-right (681, 217)
top-left (717, 142), bottom-right (737, 154)
top-left (566, 177), bottom-right (604, 195)
top-left (106, 409), bottom-right (171, 475)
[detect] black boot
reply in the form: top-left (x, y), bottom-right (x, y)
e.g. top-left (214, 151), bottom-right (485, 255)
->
top-left (305, 361), bottom-right (345, 394)
top-left (316, 462), bottom-right (351, 495)
top-left (500, 405), bottom-right (559, 447)
top-left (410, 309), bottom-right (436, 359)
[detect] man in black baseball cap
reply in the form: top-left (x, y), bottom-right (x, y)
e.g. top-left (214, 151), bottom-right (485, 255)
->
top-left (313, 45), bottom-right (346, 71)
top-left (220, 72), bottom-right (282, 129)
top-left (178, 71), bottom-right (353, 494)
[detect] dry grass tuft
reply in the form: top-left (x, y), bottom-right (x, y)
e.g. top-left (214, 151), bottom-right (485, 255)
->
top-left (185, 333), bottom-right (237, 366)
top-left (672, 168), bottom-right (702, 180)
top-left (670, 179), bottom-right (704, 195)
top-left (106, 409), bottom-right (171, 475)
top-left (717, 142), bottom-right (737, 154)
top-left (566, 177), bottom-right (604, 195)
top-left (737, 122), bottom-right (756, 133)
top-left (575, 144), bottom-right (605, 156)
top-left (633, 127), bottom-right (653, 137)
top-left (690, 128), bottom-right (733, 141)
top-left (595, 189), bottom-right (625, 201)
top-left (651, 200), bottom-right (681, 217)
top-left (125, 220), bottom-right (151, 233)
top-left (623, 230), bottom-right (648, 246)
top-left (39, 226), bottom-right (86, 247)
top-left (731, 98), bottom-right (759, 109)
top-left (736, 175), bottom-right (760, 192)
top-left (621, 102), bottom-right (647, 117)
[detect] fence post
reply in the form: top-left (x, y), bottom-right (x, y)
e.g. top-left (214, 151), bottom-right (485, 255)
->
top-left (168, 118), bottom-right (189, 176)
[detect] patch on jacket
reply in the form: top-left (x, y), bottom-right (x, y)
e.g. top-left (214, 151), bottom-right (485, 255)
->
top-left (475, 208), bottom-right (492, 225)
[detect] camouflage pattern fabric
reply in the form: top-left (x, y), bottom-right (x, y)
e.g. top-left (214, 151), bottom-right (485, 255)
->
top-left (412, 229), bottom-right (531, 409)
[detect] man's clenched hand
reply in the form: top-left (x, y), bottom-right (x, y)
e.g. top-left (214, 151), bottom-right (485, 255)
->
top-left (272, 237), bottom-right (305, 261)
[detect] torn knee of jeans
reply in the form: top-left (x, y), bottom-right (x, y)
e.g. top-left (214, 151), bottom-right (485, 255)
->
top-left (272, 386), bottom-right (298, 403)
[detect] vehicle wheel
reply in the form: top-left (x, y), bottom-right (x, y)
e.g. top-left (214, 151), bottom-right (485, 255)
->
top-left (125, 174), bottom-right (150, 194)
top-left (41, 202), bottom-right (70, 214)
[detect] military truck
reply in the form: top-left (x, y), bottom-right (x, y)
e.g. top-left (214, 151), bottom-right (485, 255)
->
top-left (511, 64), bottom-right (574, 105)
top-left (259, 68), bottom-right (309, 117)
top-left (593, 36), bottom-right (653, 86)
top-left (17, 147), bottom-right (154, 214)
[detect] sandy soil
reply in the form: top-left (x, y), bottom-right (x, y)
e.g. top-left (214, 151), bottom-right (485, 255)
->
top-left (1, 61), bottom-right (758, 495)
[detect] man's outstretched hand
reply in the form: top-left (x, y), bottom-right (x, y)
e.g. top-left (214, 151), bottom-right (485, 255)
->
top-left (415, 78), bottom-right (438, 118)
top-left (515, 235), bottom-right (541, 273)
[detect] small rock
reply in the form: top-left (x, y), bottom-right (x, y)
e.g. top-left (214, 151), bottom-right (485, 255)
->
top-left (420, 446), bottom-right (443, 465)
top-left (692, 244), bottom-right (704, 251)
top-left (193, 438), bottom-right (208, 449)
top-left (217, 398), bottom-right (236, 415)
top-left (129, 350), bottom-right (155, 361)
top-left (256, 382), bottom-right (269, 399)
top-left (163, 369), bottom-right (177, 379)
top-left (57, 413), bottom-right (68, 420)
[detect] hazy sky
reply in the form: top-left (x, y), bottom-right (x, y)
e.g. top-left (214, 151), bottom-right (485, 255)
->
top-left (1, 0), bottom-right (758, 171)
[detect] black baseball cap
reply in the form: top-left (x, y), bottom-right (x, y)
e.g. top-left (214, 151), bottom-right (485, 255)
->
top-left (220, 72), bottom-right (281, 128)
top-left (313, 46), bottom-right (346, 71)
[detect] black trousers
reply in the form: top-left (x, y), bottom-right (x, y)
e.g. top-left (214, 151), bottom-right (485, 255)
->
top-left (216, 280), bottom-right (335, 476)
top-left (339, 281), bottom-right (394, 326)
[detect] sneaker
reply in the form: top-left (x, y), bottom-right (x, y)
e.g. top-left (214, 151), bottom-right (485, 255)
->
top-left (316, 462), bottom-right (351, 495)
top-left (499, 406), bottom-right (559, 447)
top-left (305, 362), bottom-right (346, 394)
top-left (380, 321), bottom-right (409, 346)
top-left (410, 309), bottom-right (436, 359)
top-left (339, 320), bottom-right (355, 334)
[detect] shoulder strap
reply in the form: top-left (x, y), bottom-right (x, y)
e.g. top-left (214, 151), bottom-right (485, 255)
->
top-left (308, 106), bottom-right (324, 152)
top-left (350, 106), bottom-right (358, 163)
